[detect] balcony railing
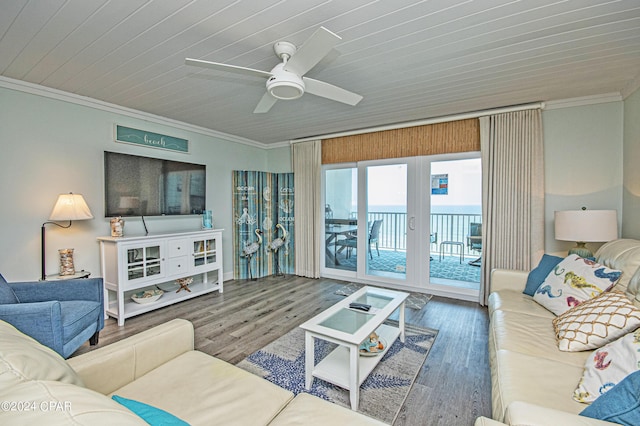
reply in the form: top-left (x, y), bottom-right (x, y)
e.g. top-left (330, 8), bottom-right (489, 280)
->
top-left (366, 211), bottom-right (482, 255)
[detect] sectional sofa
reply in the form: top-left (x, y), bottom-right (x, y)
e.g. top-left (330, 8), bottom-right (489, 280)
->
top-left (475, 239), bottom-right (640, 425)
top-left (0, 317), bottom-right (385, 425)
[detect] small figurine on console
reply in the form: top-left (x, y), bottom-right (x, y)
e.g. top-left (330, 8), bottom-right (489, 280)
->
top-left (175, 277), bottom-right (193, 293)
top-left (359, 331), bottom-right (384, 354)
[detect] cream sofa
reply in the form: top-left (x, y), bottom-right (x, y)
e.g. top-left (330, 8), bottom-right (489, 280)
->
top-left (0, 318), bottom-right (385, 425)
top-left (475, 239), bottom-right (640, 426)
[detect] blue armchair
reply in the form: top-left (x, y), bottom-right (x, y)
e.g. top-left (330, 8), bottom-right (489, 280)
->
top-left (0, 273), bottom-right (104, 358)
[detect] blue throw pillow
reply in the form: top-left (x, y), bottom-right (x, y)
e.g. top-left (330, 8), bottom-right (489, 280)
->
top-left (523, 254), bottom-right (564, 296)
top-left (580, 370), bottom-right (640, 425)
top-left (0, 273), bottom-right (19, 304)
top-left (112, 395), bottom-right (189, 425)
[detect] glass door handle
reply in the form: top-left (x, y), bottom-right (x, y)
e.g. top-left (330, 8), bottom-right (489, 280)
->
top-left (409, 216), bottom-right (415, 230)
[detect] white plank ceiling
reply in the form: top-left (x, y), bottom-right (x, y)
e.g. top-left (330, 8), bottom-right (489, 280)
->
top-left (1, 0), bottom-right (639, 145)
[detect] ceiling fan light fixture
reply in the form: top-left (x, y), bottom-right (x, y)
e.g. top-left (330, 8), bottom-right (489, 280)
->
top-left (266, 63), bottom-right (305, 100)
top-left (186, 27), bottom-right (362, 112)
top-left (268, 80), bottom-right (304, 100)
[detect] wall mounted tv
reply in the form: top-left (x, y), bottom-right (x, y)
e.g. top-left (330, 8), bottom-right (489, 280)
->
top-left (104, 151), bottom-right (206, 217)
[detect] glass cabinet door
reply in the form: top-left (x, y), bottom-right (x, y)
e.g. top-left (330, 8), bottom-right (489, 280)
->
top-left (126, 244), bottom-right (162, 281)
top-left (192, 237), bottom-right (217, 270)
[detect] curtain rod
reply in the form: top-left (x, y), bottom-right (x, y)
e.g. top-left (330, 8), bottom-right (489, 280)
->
top-left (290, 101), bottom-right (545, 143)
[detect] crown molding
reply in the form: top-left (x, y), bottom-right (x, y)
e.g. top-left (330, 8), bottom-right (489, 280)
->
top-left (621, 72), bottom-right (640, 99)
top-left (544, 92), bottom-right (623, 110)
top-left (0, 76), bottom-right (269, 149)
top-left (5, 75), bottom-right (631, 148)
top-left (264, 140), bottom-right (291, 149)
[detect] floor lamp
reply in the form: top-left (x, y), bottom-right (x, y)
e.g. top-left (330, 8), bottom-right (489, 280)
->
top-left (41, 193), bottom-right (94, 280)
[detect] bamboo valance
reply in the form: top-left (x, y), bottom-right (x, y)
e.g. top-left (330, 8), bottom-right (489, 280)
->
top-left (321, 118), bottom-right (480, 164)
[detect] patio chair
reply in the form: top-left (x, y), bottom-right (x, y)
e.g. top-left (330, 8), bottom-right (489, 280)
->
top-left (429, 232), bottom-right (437, 261)
top-left (467, 222), bottom-right (482, 266)
top-left (325, 204), bottom-right (333, 219)
top-left (338, 219), bottom-right (383, 259)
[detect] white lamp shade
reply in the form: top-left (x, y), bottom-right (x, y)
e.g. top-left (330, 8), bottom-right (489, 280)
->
top-left (554, 210), bottom-right (618, 242)
top-left (49, 193), bottom-right (94, 221)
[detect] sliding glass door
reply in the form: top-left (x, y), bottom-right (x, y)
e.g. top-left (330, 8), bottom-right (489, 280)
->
top-left (323, 159), bottom-right (411, 286)
top-left (324, 166), bottom-right (357, 274)
top-left (362, 162), bottom-right (408, 281)
top-left (322, 153), bottom-right (481, 300)
top-left (425, 157), bottom-right (482, 300)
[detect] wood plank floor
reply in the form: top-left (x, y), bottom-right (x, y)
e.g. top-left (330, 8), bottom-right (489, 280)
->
top-left (74, 276), bottom-right (492, 425)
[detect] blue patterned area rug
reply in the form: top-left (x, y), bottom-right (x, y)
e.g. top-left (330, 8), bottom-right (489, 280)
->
top-left (236, 323), bottom-right (437, 424)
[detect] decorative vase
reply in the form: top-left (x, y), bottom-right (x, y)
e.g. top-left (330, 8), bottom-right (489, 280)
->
top-left (202, 210), bottom-right (213, 229)
top-left (59, 248), bottom-right (75, 276)
top-left (110, 217), bottom-right (124, 237)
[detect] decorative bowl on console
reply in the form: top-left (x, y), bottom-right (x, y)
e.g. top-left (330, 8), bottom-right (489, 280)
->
top-left (131, 289), bottom-right (163, 304)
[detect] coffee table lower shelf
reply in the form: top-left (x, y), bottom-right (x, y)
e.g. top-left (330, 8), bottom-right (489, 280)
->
top-left (310, 323), bottom-right (400, 390)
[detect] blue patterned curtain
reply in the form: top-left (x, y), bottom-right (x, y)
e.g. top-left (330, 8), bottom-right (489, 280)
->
top-left (233, 171), bottom-right (294, 279)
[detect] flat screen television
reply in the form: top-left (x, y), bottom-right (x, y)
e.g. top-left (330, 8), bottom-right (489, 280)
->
top-left (104, 151), bottom-right (206, 217)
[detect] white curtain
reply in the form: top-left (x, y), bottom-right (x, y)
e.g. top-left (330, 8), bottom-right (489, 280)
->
top-left (479, 109), bottom-right (545, 305)
top-left (292, 140), bottom-right (322, 278)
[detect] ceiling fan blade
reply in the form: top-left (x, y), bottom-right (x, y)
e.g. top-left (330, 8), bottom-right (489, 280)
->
top-left (303, 77), bottom-right (363, 106)
top-left (284, 27), bottom-right (341, 76)
top-left (185, 58), bottom-right (271, 79)
top-left (254, 92), bottom-right (278, 113)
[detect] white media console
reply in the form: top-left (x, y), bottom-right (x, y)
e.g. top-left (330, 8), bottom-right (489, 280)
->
top-left (98, 229), bottom-right (223, 326)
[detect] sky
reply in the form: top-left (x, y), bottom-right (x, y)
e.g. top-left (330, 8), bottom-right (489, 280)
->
top-left (365, 158), bottom-right (482, 208)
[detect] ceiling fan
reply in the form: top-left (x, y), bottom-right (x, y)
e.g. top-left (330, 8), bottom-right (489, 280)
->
top-left (185, 27), bottom-right (363, 113)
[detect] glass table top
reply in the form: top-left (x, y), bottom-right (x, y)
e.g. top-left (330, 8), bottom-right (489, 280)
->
top-left (318, 292), bottom-right (395, 334)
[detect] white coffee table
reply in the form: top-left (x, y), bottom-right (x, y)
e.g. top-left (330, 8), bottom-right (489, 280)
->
top-left (299, 286), bottom-right (408, 410)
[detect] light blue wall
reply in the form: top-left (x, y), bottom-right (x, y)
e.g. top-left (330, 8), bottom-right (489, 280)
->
top-left (265, 145), bottom-right (291, 173)
top-left (623, 87), bottom-right (640, 238)
top-left (0, 86), bottom-right (289, 281)
top-left (0, 83), bottom-right (631, 280)
top-left (542, 101), bottom-right (624, 255)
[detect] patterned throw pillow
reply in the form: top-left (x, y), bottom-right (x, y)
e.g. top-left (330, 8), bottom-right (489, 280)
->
top-left (533, 254), bottom-right (621, 316)
top-left (574, 329), bottom-right (640, 403)
top-left (553, 291), bottom-right (640, 352)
